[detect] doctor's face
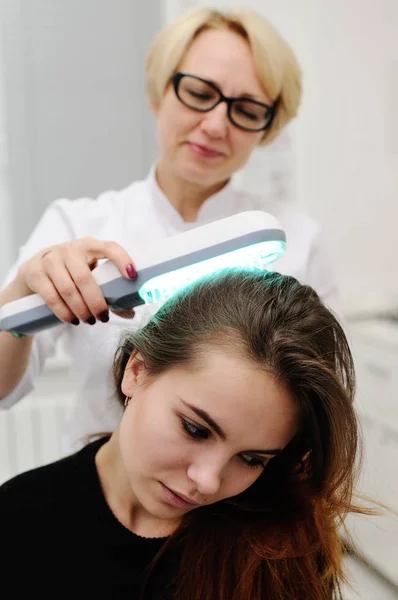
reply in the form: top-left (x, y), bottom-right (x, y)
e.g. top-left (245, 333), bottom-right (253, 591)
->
top-left (153, 28), bottom-right (272, 190)
top-left (118, 349), bottom-right (298, 522)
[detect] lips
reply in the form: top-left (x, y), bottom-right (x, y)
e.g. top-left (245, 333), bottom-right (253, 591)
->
top-left (161, 483), bottom-right (200, 507)
top-left (187, 142), bottom-right (224, 158)
top-left (169, 488), bottom-right (199, 505)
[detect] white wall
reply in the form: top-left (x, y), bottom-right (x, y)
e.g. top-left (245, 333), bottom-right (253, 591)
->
top-left (193, 0), bottom-right (398, 315)
top-left (300, 0), bottom-right (398, 315)
top-left (163, 0), bottom-right (197, 23)
top-left (0, 0), bottom-right (162, 279)
top-left (0, 21), bottom-right (13, 281)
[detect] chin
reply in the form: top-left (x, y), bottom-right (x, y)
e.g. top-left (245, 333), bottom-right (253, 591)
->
top-left (179, 163), bottom-right (229, 188)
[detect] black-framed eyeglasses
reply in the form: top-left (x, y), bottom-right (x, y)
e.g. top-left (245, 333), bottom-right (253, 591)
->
top-left (171, 72), bottom-right (276, 132)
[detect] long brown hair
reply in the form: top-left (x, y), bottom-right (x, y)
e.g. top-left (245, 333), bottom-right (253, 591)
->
top-left (113, 268), bottom-right (363, 600)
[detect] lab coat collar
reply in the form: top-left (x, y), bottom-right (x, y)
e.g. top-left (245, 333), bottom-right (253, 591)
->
top-left (147, 163), bottom-right (238, 229)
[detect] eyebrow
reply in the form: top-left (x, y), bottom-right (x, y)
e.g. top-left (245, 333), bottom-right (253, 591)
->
top-left (238, 92), bottom-right (264, 102)
top-left (204, 77), bottom-right (267, 103)
top-left (247, 448), bottom-right (283, 456)
top-left (181, 400), bottom-right (227, 439)
top-left (180, 400), bottom-right (284, 456)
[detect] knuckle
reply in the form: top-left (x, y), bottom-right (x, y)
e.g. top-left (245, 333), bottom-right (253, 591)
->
top-left (28, 266), bottom-right (44, 286)
top-left (73, 271), bottom-right (91, 287)
top-left (103, 240), bottom-right (118, 253)
top-left (43, 292), bottom-right (59, 307)
top-left (41, 251), bottom-right (56, 266)
top-left (58, 241), bottom-right (73, 255)
top-left (80, 236), bottom-right (96, 248)
top-left (58, 283), bottom-right (76, 299)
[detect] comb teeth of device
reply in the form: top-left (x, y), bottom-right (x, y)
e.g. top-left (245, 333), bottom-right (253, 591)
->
top-left (138, 240), bottom-right (285, 305)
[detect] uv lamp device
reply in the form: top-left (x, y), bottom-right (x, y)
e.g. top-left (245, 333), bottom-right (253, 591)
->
top-left (0, 211), bottom-right (286, 336)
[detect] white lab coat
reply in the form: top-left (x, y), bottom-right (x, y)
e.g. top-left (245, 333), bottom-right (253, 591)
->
top-left (1, 167), bottom-right (339, 452)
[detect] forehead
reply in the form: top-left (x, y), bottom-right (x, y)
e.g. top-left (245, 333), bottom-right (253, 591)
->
top-left (179, 28), bottom-right (268, 99)
top-left (167, 351), bottom-right (299, 451)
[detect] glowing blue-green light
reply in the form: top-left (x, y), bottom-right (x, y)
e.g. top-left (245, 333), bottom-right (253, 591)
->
top-left (138, 239), bottom-right (285, 305)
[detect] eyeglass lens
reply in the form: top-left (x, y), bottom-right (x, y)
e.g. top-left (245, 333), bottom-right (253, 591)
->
top-left (176, 74), bottom-right (272, 131)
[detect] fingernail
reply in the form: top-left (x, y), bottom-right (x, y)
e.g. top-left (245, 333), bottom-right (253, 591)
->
top-left (99, 310), bottom-right (109, 323)
top-left (71, 317), bottom-right (80, 326)
top-left (85, 316), bottom-right (96, 325)
top-left (126, 264), bottom-right (138, 280)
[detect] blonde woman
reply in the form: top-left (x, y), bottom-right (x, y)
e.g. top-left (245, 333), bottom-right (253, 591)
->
top-left (0, 8), bottom-right (338, 453)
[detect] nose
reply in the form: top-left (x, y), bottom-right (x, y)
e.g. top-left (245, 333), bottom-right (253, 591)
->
top-left (187, 453), bottom-right (226, 497)
top-left (200, 102), bottom-right (228, 139)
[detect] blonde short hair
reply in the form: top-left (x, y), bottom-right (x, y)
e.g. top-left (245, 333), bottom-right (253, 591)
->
top-left (145, 7), bottom-right (302, 145)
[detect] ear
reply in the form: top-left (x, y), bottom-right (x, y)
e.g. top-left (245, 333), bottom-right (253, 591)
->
top-left (121, 352), bottom-right (147, 398)
top-left (149, 100), bottom-right (160, 118)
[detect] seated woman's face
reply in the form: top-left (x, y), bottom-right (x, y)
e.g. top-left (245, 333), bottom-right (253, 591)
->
top-left (119, 348), bottom-right (299, 521)
top-left (152, 28), bottom-right (271, 188)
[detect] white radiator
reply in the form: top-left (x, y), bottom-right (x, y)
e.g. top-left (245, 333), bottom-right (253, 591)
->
top-left (345, 321), bottom-right (398, 589)
top-left (0, 395), bottom-right (74, 485)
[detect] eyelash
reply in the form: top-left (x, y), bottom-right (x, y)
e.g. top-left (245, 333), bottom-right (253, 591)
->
top-left (180, 418), bottom-right (267, 470)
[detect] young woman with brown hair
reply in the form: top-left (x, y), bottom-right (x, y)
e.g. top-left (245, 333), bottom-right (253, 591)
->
top-left (1, 268), bottom-right (363, 599)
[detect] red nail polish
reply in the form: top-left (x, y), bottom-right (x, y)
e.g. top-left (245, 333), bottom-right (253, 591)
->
top-left (126, 264), bottom-right (138, 280)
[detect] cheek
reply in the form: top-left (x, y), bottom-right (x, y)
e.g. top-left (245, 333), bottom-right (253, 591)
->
top-left (230, 131), bottom-right (261, 161)
top-left (157, 98), bottom-right (197, 141)
top-left (219, 463), bottom-right (264, 500)
top-left (124, 409), bottom-right (190, 471)
top-left (119, 404), bottom-right (160, 467)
